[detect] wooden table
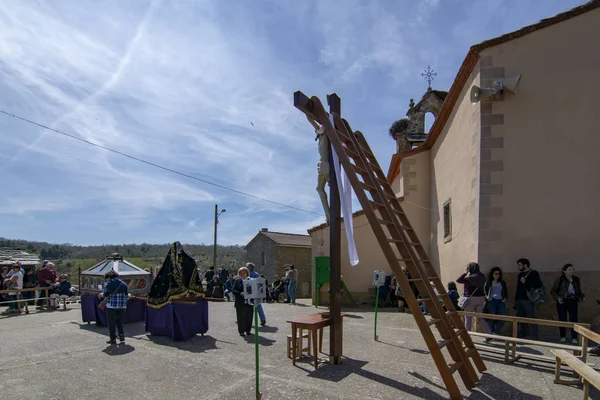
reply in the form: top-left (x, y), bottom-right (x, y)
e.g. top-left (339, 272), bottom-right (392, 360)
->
top-left (286, 313), bottom-right (345, 368)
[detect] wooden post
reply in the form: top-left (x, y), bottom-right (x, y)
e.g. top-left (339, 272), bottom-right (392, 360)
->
top-left (327, 93), bottom-right (343, 365)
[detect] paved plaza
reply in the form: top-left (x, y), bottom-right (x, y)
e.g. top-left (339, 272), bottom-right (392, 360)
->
top-left (0, 299), bottom-right (596, 399)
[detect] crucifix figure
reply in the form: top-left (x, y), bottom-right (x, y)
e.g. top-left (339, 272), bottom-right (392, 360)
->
top-left (306, 115), bottom-right (331, 225)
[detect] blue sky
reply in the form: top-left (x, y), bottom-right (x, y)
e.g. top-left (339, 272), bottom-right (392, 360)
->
top-left (0, 0), bottom-right (585, 246)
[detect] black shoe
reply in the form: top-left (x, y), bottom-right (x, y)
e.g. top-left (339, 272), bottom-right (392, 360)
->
top-left (261, 320), bottom-right (266, 326)
top-left (119, 335), bottom-right (125, 342)
top-left (107, 339), bottom-right (117, 345)
top-left (240, 333), bottom-right (246, 337)
top-left (246, 331), bottom-right (251, 335)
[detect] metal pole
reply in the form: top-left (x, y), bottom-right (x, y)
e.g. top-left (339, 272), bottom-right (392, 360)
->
top-left (254, 304), bottom-right (261, 400)
top-left (213, 204), bottom-right (218, 270)
top-left (374, 285), bottom-right (380, 341)
top-left (327, 93), bottom-right (343, 365)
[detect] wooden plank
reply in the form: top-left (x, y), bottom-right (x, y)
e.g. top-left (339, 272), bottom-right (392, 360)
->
top-left (460, 311), bottom-right (591, 329)
top-left (469, 332), bottom-right (582, 351)
top-left (551, 349), bottom-right (600, 390)
top-left (575, 325), bottom-right (600, 345)
top-left (327, 93), bottom-right (343, 365)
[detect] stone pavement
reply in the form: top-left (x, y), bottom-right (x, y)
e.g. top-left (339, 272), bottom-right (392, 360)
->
top-left (0, 299), bottom-right (596, 400)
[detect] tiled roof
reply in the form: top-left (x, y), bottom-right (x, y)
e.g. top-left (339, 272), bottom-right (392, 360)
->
top-left (245, 230), bottom-right (311, 248)
top-left (387, 0), bottom-right (600, 183)
top-left (0, 248), bottom-right (41, 266)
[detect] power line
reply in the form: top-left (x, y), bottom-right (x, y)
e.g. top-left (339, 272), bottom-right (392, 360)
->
top-left (0, 109), bottom-right (324, 216)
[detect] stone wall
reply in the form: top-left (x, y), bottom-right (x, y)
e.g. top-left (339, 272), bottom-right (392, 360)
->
top-left (245, 234), bottom-right (278, 282)
top-left (277, 246), bottom-right (312, 298)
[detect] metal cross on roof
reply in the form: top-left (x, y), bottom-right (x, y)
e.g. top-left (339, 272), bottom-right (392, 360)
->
top-left (421, 65), bottom-right (437, 88)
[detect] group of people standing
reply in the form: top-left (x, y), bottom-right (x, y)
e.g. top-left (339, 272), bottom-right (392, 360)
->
top-left (229, 262), bottom-right (298, 337)
top-left (456, 258), bottom-right (585, 344)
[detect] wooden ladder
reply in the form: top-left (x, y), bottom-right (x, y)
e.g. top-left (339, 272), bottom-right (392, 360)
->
top-left (295, 92), bottom-right (486, 400)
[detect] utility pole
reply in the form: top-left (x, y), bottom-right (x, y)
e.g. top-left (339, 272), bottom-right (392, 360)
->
top-left (213, 204), bottom-right (226, 270)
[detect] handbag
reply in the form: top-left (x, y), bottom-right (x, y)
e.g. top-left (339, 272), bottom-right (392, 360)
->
top-left (97, 280), bottom-right (122, 310)
top-left (457, 287), bottom-right (479, 309)
top-left (524, 270), bottom-right (547, 304)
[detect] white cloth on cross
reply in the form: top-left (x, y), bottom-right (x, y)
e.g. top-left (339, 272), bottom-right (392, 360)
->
top-left (329, 114), bottom-right (359, 266)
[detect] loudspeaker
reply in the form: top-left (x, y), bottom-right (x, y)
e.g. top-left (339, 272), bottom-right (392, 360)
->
top-left (470, 86), bottom-right (498, 104)
top-left (470, 74), bottom-right (522, 104)
top-left (496, 74), bottom-right (522, 94)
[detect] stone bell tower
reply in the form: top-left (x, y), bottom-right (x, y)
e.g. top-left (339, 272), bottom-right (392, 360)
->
top-left (390, 88), bottom-right (447, 154)
top-left (389, 66), bottom-right (447, 154)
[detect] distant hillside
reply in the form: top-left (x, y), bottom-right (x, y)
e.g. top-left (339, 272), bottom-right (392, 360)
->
top-left (0, 238), bottom-right (248, 273)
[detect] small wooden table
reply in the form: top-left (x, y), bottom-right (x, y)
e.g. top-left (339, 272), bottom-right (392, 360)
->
top-left (286, 313), bottom-right (345, 368)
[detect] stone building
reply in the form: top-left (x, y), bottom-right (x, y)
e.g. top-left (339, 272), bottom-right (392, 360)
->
top-left (308, 1), bottom-right (600, 331)
top-left (244, 228), bottom-right (312, 297)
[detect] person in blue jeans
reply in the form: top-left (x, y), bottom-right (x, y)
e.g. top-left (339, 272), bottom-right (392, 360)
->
top-left (246, 263), bottom-right (266, 326)
top-left (484, 266), bottom-right (508, 336)
top-left (287, 264), bottom-right (298, 304)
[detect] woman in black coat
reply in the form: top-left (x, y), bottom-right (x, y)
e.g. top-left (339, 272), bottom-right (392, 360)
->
top-left (232, 267), bottom-right (253, 337)
top-left (551, 263), bottom-right (585, 344)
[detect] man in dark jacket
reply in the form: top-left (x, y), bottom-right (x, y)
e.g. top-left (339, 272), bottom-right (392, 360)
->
top-left (515, 258), bottom-right (542, 339)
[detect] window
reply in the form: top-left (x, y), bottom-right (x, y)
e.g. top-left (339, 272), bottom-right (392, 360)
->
top-left (261, 252), bottom-right (266, 266)
top-left (443, 199), bottom-right (452, 243)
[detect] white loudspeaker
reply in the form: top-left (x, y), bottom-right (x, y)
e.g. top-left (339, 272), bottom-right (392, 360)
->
top-left (470, 86), bottom-right (498, 104)
top-left (470, 74), bottom-right (522, 104)
top-left (373, 270), bottom-right (386, 286)
top-left (497, 74), bottom-right (522, 94)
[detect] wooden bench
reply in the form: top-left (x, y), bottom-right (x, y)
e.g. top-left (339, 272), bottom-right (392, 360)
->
top-left (551, 325), bottom-right (600, 399)
top-left (552, 350), bottom-right (600, 399)
top-left (459, 311), bottom-right (591, 364)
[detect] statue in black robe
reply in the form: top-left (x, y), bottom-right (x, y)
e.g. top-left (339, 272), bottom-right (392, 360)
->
top-left (147, 242), bottom-right (205, 308)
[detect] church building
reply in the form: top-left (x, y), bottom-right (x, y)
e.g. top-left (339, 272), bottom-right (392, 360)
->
top-left (307, 1), bottom-right (600, 329)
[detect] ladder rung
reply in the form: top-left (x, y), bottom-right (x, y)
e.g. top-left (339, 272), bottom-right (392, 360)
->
top-left (446, 311), bottom-right (457, 317)
top-left (407, 242), bottom-right (423, 247)
top-left (406, 278), bottom-right (422, 282)
top-left (427, 276), bottom-right (439, 280)
top-left (427, 318), bottom-right (441, 326)
top-left (337, 130), bottom-right (352, 143)
top-left (454, 329), bottom-right (467, 336)
top-left (417, 297), bottom-right (430, 303)
top-left (438, 339), bottom-right (452, 349)
top-left (353, 163), bottom-right (369, 175)
top-left (465, 347), bottom-right (477, 357)
top-left (448, 361), bottom-right (463, 374)
top-left (377, 178), bottom-right (389, 186)
top-left (368, 200), bottom-right (386, 209)
top-left (361, 182), bottom-right (377, 192)
top-left (377, 218), bottom-right (395, 225)
top-left (345, 147), bottom-right (361, 160)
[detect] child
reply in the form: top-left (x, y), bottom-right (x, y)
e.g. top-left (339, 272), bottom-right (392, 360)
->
top-left (447, 281), bottom-right (460, 311)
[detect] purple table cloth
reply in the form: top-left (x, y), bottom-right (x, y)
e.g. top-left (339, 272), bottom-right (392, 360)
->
top-left (81, 295), bottom-right (146, 326)
top-left (145, 300), bottom-right (209, 341)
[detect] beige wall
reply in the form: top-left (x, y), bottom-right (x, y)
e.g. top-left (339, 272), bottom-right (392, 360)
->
top-left (476, 9), bottom-right (600, 330)
top-left (428, 65), bottom-right (482, 287)
top-left (477, 9), bottom-right (600, 273)
top-left (309, 213), bottom-right (391, 304)
top-left (396, 150), bottom-right (432, 257)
